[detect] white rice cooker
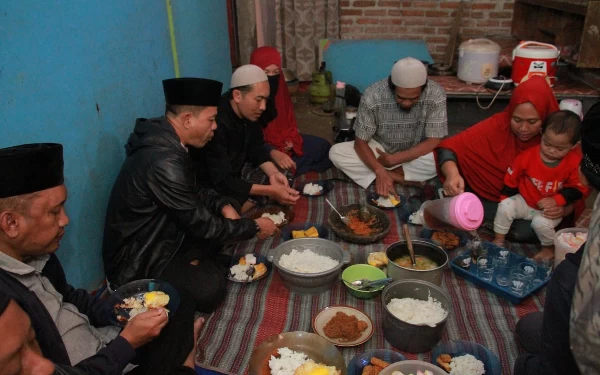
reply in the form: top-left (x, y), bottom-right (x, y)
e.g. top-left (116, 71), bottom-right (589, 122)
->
top-left (457, 38), bottom-right (501, 84)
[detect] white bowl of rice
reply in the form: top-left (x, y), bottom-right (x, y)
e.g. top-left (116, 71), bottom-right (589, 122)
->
top-left (268, 238), bottom-right (351, 294)
top-left (248, 331), bottom-right (346, 375)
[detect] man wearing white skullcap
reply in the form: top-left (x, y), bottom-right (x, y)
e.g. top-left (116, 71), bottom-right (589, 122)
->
top-left (192, 64), bottom-right (299, 213)
top-left (329, 57), bottom-right (448, 197)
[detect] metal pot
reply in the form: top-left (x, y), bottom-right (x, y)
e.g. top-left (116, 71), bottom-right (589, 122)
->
top-left (268, 238), bottom-right (351, 294)
top-left (382, 279), bottom-right (452, 353)
top-left (386, 240), bottom-right (448, 286)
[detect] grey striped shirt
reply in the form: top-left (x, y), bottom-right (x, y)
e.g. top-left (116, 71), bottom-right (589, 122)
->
top-left (354, 78), bottom-right (448, 154)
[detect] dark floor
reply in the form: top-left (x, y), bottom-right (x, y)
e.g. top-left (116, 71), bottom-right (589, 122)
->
top-left (291, 86), bottom-right (597, 211)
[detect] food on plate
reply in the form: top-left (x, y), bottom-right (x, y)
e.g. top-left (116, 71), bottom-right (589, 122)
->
top-left (116, 291), bottom-right (170, 322)
top-left (346, 210), bottom-right (377, 236)
top-left (557, 231), bottom-right (587, 249)
top-left (393, 255), bottom-right (438, 270)
top-left (435, 353), bottom-right (485, 375)
top-left (361, 357), bottom-right (391, 375)
top-left (372, 194), bottom-right (400, 208)
top-left (268, 347), bottom-right (340, 375)
top-left (262, 211), bottom-right (287, 225)
top-left (294, 360), bottom-right (340, 375)
top-left (144, 291), bottom-right (170, 309)
top-left (292, 226), bottom-right (320, 239)
top-left (391, 371), bottom-right (434, 375)
top-left (386, 295), bottom-right (448, 327)
top-left (279, 249), bottom-right (339, 273)
top-left (302, 182), bottom-right (324, 196)
top-left (367, 252), bottom-right (388, 268)
top-left (229, 254), bottom-right (267, 282)
top-left (323, 311), bottom-right (368, 341)
top-left (431, 231), bottom-right (460, 250)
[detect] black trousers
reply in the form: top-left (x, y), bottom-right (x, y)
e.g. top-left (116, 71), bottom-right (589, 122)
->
top-left (130, 289), bottom-right (196, 375)
top-left (159, 244), bottom-right (229, 314)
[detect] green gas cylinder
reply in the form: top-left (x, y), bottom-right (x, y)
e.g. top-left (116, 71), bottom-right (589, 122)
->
top-left (309, 62), bottom-right (333, 104)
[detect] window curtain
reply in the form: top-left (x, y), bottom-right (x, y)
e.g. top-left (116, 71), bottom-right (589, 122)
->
top-left (273, 0), bottom-right (340, 81)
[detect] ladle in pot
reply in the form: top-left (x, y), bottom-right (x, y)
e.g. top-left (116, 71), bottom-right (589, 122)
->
top-left (402, 223), bottom-right (417, 268)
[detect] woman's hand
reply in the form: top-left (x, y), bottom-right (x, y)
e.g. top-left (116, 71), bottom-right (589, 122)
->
top-left (269, 171), bottom-right (289, 187)
top-left (271, 149), bottom-right (296, 170)
top-left (443, 173), bottom-right (465, 196)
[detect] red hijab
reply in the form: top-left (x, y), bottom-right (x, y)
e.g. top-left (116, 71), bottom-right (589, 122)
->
top-left (437, 76), bottom-right (559, 202)
top-left (250, 46), bottom-right (303, 156)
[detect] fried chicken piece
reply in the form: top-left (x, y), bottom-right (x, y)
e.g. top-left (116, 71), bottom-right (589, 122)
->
top-left (370, 357), bottom-right (390, 368)
top-left (362, 365), bottom-right (375, 375)
top-left (436, 354), bottom-right (452, 373)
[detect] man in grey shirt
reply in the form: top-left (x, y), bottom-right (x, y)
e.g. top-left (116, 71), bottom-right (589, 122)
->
top-left (329, 57), bottom-right (448, 197)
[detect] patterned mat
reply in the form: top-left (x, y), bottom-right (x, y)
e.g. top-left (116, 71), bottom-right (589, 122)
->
top-left (195, 170), bottom-right (544, 375)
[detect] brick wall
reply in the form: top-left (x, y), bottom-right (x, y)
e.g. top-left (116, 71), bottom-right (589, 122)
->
top-left (340, 0), bottom-right (515, 63)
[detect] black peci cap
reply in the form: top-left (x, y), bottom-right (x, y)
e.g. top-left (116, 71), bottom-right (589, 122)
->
top-left (162, 78), bottom-right (223, 107)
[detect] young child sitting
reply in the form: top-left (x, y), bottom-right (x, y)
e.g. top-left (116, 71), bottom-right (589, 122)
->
top-left (493, 110), bottom-right (588, 261)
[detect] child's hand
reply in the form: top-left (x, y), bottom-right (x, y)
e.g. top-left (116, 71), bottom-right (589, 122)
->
top-left (537, 197), bottom-right (557, 210)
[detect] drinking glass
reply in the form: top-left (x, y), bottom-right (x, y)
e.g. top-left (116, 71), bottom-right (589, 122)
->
top-left (495, 266), bottom-right (510, 287)
top-left (509, 269), bottom-right (529, 296)
top-left (532, 259), bottom-right (552, 287)
top-left (477, 255), bottom-right (494, 282)
top-left (517, 261), bottom-right (537, 285)
top-left (494, 249), bottom-right (511, 267)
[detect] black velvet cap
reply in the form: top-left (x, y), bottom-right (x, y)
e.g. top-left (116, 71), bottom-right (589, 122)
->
top-left (162, 78), bottom-right (223, 107)
top-left (581, 102), bottom-right (600, 178)
top-left (0, 143), bottom-right (64, 198)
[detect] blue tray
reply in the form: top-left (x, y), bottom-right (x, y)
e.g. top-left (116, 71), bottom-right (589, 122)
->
top-left (450, 241), bottom-right (551, 304)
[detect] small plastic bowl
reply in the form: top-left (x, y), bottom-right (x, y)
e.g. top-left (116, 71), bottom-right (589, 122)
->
top-left (347, 349), bottom-right (406, 375)
top-left (420, 228), bottom-right (469, 250)
top-left (342, 264), bottom-right (387, 299)
top-left (431, 340), bottom-right (501, 375)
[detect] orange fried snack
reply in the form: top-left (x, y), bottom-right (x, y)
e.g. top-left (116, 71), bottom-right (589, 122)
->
top-left (370, 357), bottom-right (390, 369)
top-left (432, 231), bottom-right (460, 250)
top-left (436, 354), bottom-right (452, 372)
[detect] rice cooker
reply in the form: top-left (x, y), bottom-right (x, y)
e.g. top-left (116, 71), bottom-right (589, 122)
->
top-left (457, 38), bottom-right (500, 84)
top-left (512, 41), bottom-right (559, 87)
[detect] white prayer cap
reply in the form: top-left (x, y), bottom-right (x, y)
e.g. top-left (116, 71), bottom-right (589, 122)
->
top-left (390, 57), bottom-right (428, 88)
top-left (230, 64), bottom-right (268, 89)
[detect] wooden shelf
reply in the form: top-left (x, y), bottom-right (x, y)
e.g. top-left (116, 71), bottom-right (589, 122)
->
top-left (517, 0), bottom-right (588, 15)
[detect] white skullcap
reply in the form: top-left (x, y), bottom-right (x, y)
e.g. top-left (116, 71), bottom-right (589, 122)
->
top-left (230, 64), bottom-right (268, 89)
top-left (390, 57), bottom-right (428, 88)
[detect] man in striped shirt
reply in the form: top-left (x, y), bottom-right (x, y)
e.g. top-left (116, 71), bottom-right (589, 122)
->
top-left (329, 57), bottom-right (448, 197)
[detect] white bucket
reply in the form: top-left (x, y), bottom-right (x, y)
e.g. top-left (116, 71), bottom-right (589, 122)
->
top-left (457, 38), bottom-right (501, 84)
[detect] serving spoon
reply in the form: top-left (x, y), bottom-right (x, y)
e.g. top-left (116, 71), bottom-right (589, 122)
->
top-left (325, 198), bottom-right (350, 225)
top-left (402, 223), bottom-right (417, 268)
top-left (349, 277), bottom-right (393, 290)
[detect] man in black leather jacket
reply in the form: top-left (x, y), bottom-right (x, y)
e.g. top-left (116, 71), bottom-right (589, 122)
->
top-left (102, 78), bottom-right (277, 312)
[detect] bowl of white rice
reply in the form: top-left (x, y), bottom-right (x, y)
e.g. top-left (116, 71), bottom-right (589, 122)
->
top-left (268, 238), bottom-right (351, 294)
top-left (382, 279), bottom-right (452, 353)
top-left (248, 331), bottom-right (347, 375)
top-left (379, 360), bottom-right (447, 375)
top-left (431, 340), bottom-right (501, 375)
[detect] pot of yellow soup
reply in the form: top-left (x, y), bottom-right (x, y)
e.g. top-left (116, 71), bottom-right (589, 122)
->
top-left (386, 240), bottom-right (448, 286)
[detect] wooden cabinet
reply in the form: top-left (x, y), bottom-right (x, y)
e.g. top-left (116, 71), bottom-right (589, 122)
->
top-left (511, 0), bottom-right (600, 68)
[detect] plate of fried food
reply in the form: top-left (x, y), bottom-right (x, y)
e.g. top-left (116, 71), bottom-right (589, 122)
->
top-left (228, 253), bottom-right (271, 283)
top-left (367, 193), bottom-right (405, 210)
top-left (312, 305), bottom-right (374, 347)
top-left (280, 222), bottom-right (329, 241)
top-left (420, 229), bottom-right (469, 251)
top-left (347, 349), bottom-right (407, 375)
top-left (110, 279), bottom-right (179, 325)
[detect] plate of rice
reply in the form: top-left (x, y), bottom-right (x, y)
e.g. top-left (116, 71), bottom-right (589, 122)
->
top-left (248, 331), bottom-right (347, 375)
top-left (367, 193), bottom-right (405, 210)
top-left (431, 340), bottom-right (501, 375)
top-left (228, 253), bottom-right (272, 283)
top-left (249, 205), bottom-right (295, 228)
top-left (296, 180), bottom-right (334, 197)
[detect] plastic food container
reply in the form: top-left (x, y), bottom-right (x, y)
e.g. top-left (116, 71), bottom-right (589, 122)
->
top-left (554, 227), bottom-right (588, 268)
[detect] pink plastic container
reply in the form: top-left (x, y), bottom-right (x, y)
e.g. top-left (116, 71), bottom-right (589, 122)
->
top-left (417, 192), bottom-right (484, 231)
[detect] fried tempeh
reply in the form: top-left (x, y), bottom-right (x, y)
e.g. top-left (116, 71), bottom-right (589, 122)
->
top-left (370, 357), bottom-right (390, 368)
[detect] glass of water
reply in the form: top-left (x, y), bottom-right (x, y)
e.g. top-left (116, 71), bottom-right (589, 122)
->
top-left (531, 259), bottom-right (553, 287)
top-left (509, 269), bottom-right (529, 296)
top-left (495, 266), bottom-right (510, 287)
top-left (477, 255), bottom-right (494, 282)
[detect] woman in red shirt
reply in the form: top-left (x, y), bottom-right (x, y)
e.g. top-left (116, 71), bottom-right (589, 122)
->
top-left (250, 46), bottom-right (333, 176)
top-left (435, 76), bottom-right (580, 241)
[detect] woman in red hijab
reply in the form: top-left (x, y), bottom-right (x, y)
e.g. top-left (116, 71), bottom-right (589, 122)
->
top-left (250, 46), bottom-right (333, 175)
top-left (436, 76), bottom-right (582, 241)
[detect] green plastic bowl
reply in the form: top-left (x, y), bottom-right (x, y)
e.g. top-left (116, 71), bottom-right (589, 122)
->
top-left (342, 264), bottom-right (387, 299)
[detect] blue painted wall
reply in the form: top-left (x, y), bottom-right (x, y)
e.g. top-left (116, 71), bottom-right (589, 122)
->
top-left (0, 1), bottom-right (232, 289)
